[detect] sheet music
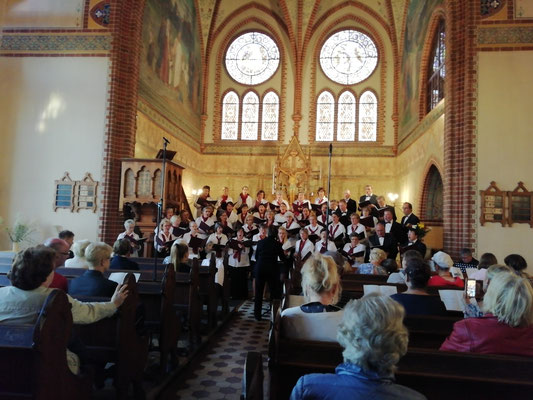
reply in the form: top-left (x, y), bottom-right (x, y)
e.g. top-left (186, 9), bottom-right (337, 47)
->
top-left (438, 290), bottom-right (464, 311)
top-left (108, 272), bottom-right (141, 285)
top-left (363, 284), bottom-right (398, 296)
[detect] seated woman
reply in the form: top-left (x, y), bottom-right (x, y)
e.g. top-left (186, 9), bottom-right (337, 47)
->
top-left (391, 258), bottom-right (447, 316)
top-left (387, 249), bottom-right (422, 284)
top-left (70, 242), bottom-right (119, 297)
top-left (281, 253), bottom-right (343, 342)
top-left (0, 246), bottom-right (128, 374)
top-left (504, 253), bottom-right (529, 278)
top-left (171, 240), bottom-right (190, 273)
top-left (440, 272), bottom-right (533, 356)
top-left (64, 239), bottom-right (91, 269)
top-left (290, 294), bottom-right (425, 400)
top-left (428, 251), bottom-right (464, 288)
top-left (467, 252), bottom-right (497, 288)
top-left (110, 239), bottom-right (140, 271)
top-left (357, 248), bottom-right (387, 275)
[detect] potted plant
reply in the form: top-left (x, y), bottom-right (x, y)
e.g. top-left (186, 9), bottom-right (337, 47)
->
top-left (1, 216), bottom-right (35, 253)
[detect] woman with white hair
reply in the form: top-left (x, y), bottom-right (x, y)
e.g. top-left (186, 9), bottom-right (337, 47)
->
top-left (282, 253), bottom-right (343, 342)
top-left (357, 248), bottom-right (387, 275)
top-left (428, 251), bottom-right (464, 288)
top-left (64, 239), bottom-right (91, 269)
top-left (117, 219), bottom-right (141, 257)
top-left (441, 272), bottom-right (533, 356)
top-left (290, 294), bottom-right (426, 399)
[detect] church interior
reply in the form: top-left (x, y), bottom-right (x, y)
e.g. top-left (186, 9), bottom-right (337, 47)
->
top-left (1, 0), bottom-right (533, 399)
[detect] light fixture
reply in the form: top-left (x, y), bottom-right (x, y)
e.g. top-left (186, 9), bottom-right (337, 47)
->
top-left (192, 189), bottom-right (197, 195)
top-left (387, 192), bottom-right (399, 203)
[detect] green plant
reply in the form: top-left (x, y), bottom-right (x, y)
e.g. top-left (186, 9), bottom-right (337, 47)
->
top-left (3, 217), bottom-right (35, 243)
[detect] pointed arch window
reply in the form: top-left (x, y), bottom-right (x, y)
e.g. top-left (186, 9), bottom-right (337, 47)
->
top-left (337, 91), bottom-right (356, 141)
top-left (261, 91), bottom-right (279, 141)
top-left (427, 19), bottom-right (445, 112)
top-left (358, 91), bottom-right (377, 141)
top-left (316, 91), bottom-right (335, 142)
top-left (221, 91), bottom-right (239, 140)
top-left (241, 91), bottom-right (259, 140)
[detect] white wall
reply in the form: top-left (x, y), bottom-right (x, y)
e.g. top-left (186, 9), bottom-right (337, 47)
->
top-left (0, 57), bottom-right (109, 249)
top-left (477, 51), bottom-right (533, 272)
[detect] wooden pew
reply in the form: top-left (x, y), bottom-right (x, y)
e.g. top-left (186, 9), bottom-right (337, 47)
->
top-left (0, 290), bottom-right (92, 400)
top-left (241, 351), bottom-right (264, 400)
top-left (72, 273), bottom-right (148, 399)
top-left (198, 254), bottom-right (218, 330)
top-left (268, 304), bottom-right (533, 400)
top-left (174, 259), bottom-right (202, 347)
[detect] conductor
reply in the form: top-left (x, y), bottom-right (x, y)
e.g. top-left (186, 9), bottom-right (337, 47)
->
top-left (254, 226), bottom-right (286, 321)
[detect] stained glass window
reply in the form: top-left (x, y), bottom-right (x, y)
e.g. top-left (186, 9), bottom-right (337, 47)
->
top-left (316, 91), bottom-right (335, 141)
top-left (358, 91), bottom-right (377, 141)
top-left (320, 30), bottom-right (378, 85)
top-left (427, 19), bottom-right (445, 112)
top-left (261, 91), bottom-right (279, 141)
top-left (337, 91), bottom-right (356, 141)
top-left (241, 91), bottom-right (259, 140)
top-left (221, 91), bottom-right (239, 140)
top-left (225, 32), bottom-right (280, 85)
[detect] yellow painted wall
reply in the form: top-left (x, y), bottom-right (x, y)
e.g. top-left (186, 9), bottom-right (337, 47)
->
top-left (3, 0), bottom-right (84, 28)
top-left (477, 51), bottom-right (533, 273)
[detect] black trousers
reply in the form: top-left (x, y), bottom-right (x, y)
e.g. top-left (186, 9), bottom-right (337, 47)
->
top-left (254, 273), bottom-right (281, 320)
top-left (230, 266), bottom-right (249, 299)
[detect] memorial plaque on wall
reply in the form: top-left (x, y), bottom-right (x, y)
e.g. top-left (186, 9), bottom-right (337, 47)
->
top-left (508, 182), bottom-right (533, 227)
top-left (480, 181), bottom-right (506, 226)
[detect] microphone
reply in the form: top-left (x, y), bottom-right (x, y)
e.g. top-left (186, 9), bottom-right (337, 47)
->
top-left (163, 137), bottom-right (170, 144)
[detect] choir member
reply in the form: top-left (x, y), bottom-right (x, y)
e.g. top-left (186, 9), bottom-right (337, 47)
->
top-left (227, 228), bottom-right (251, 299)
top-left (236, 204), bottom-right (250, 228)
top-left (342, 234), bottom-right (366, 268)
top-left (359, 184), bottom-right (379, 208)
top-left (117, 219), bottom-right (141, 257)
top-left (155, 218), bottom-right (177, 257)
top-left (274, 203), bottom-right (290, 226)
top-left (383, 209), bottom-right (405, 246)
top-left (297, 207), bottom-right (311, 226)
top-left (292, 192), bottom-right (311, 217)
top-left (360, 204), bottom-right (379, 230)
top-left (376, 196), bottom-right (397, 221)
top-left (271, 190), bottom-right (290, 212)
top-left (194, 185), bottom-right (214, 217)
top-left (306, 214), bottom-right (323, 242)
top-left (165, 206), bottom-right (175, 220)
top-left (195, 206), bottom-right (216, 239)
top-left (179, 209), bottom-right (192, 228)
top-left (170, 215), bottom-right (188, 238)
top-left (234, 185), bottom-right (254, 213)
top-left (329, 199), bottom-right (338, 214)
top-left (215, 186), bottom-right (233, 211)
top-left (346, 213), bottom-right (366, 240)
top-left (314, 187), bottom-right (328, 206)
top-left (401, 202), bottom-right (420, 228)
top-left (182, 221), bottom-right (203, 259)
top-left (224, 201), bottom-right (239, 228)
top-left (328, 213), bottom-right (346, 249)
top-left (400, 226), bottom-right (427, 258)
top-left (315, 231), bottom-right (337, 254)
top-left (367, 222), bottom-right (398, 261)
top-left (217, 211), bottom-right (234, 237)
top-left (206, 222), bottom-right (229, 259)
top-left (242, 214), bottom-right (258, 239)
top-left (265, 210), bottom-right (276, 229)
top-left (284, 212), bottom-right (301, 236)
top-left (294, 228), bottom-right (314, 263)
top-left (335, 199), bottom-right (351, 227)
top-left (318, 203), bottom-right (332, 227)
top-left (252, 203), bottom-right (268, 224)
top-left (343, 189), bottom-right (358, 214)
top-left (278, 226), bottom-right (295, 281)
top-left (252, 189), bottom-right (269, 212)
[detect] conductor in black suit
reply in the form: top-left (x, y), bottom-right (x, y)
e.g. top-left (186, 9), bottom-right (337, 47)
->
top-left (367, 222), bottom-right (398, 261)
top-left (359, 185), bottom-right (379, 208)
top-left (254, 226), bottom-right (286, 321)
top-left (400, 202), bottom-right (420, 228)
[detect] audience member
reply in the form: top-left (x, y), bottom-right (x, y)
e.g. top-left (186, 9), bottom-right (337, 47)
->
top-left (428, 251), bottom-right (464, 288)
top-left (0, 246), bottom-right (128, 374)
top-left (282, 254), bottom-right (343, 342)
top-left (69, 242), bottom-right (117, 297)
top-left (358, 248), bottom-right (387, 275)
top-left (290, 294), bottom-right (426, 400)
top-left (441, 272), bottom-right (533, 356)
top-left (43, 237), bottom-right (70, 292)
top-left (59, 230), bottom-right (75, 258)
top-left (64, 239), bottom-right (91, 269)
top-left (171, 241), bottom-right (191, 273)
top-left (110, 239), bottom-right (140, 270)
top-left (391, 258), bottom-right (447, 316)
top-left (453, 248), bottom-right (479, 273)
top-left (467, 252), bottom-right (497, 285)
top-left (387, 250), bottom-right (422, 284)
top-left (504, 253), bottom-right (529, 278)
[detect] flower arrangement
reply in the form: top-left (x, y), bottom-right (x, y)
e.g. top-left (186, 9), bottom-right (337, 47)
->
top-left (0, 216), bottom-right (35, 247)
top-left (412, 223), bottom-right (431, 239)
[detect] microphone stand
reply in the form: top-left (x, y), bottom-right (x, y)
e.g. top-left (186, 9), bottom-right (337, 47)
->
top-left (153, 137), bottom-right (170, 281)
top-left (325, 143), bottom-right (333, 250)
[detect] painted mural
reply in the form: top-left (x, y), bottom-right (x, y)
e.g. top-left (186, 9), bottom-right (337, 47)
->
top-left (139, 0), bottom-right (202, 141)
top-left (399, 0), bottom-right (443, 138)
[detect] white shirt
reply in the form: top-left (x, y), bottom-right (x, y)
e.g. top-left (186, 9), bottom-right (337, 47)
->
top-left (281, 306), bottom-right (344, 342)
top-left (182, 232), bottom-right (202, 259)
top-left (227, 239), bottom-right (250, 267)
top-left (117, 231), bottom-right (141, 257)
top-left (347, 223), bottom-right (366, 237)
top-left (206, 233), bottom-right (228, 259)
top-left (328, 222), bottom-right (346, 239)
top-left (315, 196), bottom-right (329, 205)
top-left (315, 240), bottom-right (337, 253)
top-left (305, 224), bottom-right (323, 237)
top-left (195, 216), bottom-right (216, 238)
top-left (295, 239), bottom-right (315, 260)
top-left (274, 212), bottom-right (289, 226)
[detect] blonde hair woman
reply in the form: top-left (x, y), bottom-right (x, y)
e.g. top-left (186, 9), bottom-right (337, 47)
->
top-left (281, 253), bottom-right (343, 342)
top-left (64, 239), bottom-right (91, 269)
top-left (441, 272), bottom-right (533, 356)
top-left (357, 248), bottom-right (387, 275)
top-left (291, 294), bottom-right (425, 400)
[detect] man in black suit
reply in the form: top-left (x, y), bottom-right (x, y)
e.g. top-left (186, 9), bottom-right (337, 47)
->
top-left (376, 196), bottom-right (397, 221)
top-left (367, 222), bottom-right (398, 261)
top-left (359, 185), bottom-right (379, 209)
top-left (400, 226), bottom-right (427, 258)
top-left (335, 199), bottom-right (351, 228)
top-left (383, 209), bottom-right (405, 245)
top-left (400, 202), bottom-right (420, 228)
top-left (110, 239), bottom-right (140, 271)
top-left (69, 242), bottom-right (117, 297)
top-left (254, 226), bottom-right (286, 321)
top-left (343, 189), bottom-right (358, 214)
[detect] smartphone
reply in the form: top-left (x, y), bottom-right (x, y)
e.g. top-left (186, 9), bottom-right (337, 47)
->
top-left (466, 279), bottom-right (477, 298)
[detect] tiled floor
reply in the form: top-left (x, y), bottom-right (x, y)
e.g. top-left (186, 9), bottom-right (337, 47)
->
top-left (173, 301), bottom-right (270, 399)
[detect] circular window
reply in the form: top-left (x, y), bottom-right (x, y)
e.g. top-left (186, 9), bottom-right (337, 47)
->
top-left (320, 30), bottom-right (378, 85)
top-left (225, 32), bottom-right (280, 85)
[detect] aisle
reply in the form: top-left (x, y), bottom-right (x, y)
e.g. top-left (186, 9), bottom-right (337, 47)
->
top-left (172, 301), bottom-right (270, 399)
